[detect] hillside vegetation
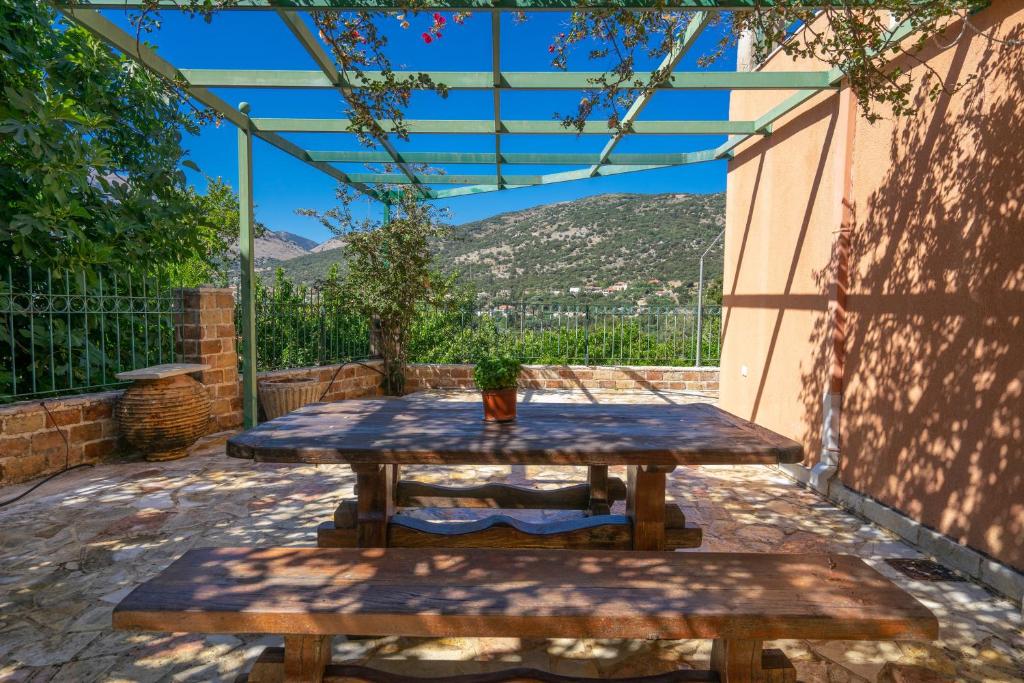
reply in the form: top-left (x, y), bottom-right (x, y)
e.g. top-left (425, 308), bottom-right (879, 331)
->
top-left (262, 192), bottom-right (725, 305)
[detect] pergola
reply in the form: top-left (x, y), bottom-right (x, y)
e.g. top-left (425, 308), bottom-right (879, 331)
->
top-left (55, 0), bottom-right (910, 427)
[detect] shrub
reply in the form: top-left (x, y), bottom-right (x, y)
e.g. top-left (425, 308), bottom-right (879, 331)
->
top-left (473, 357), bottom-right (522, 391)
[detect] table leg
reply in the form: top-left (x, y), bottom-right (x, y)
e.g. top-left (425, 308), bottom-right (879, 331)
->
top-left (709, 639), bottom-right (796, 682)
top-left (281, 635), bottom-right (332, 683)
top-left (626, 464), bottom-right (673, 550)
top-left (587, 465), bottom-right (611, 515)
top-left (353, 463), bottom-right (395, 547)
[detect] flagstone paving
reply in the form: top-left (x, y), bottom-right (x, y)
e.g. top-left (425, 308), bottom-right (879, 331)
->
top-left (0, 390), bottom-right (1021, 682)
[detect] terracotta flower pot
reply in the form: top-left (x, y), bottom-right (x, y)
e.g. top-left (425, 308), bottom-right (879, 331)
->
top-left (258, 377), bottom-right (321, 420)
top-left (481, 388), bottom-right (517, 423)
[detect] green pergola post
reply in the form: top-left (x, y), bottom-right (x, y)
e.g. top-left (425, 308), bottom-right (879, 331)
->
top-left (237, 102), bottom-right (258, 429)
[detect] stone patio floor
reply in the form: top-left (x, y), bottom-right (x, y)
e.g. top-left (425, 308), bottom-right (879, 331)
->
top-left (0, 390), bottom-right (1021, 682)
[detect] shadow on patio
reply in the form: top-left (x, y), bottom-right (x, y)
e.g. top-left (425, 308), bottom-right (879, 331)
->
top-left (0, 390), bottom-right (1020, 682)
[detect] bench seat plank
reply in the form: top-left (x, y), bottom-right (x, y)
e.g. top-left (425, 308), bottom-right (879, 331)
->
top-left (114, 548), bottom-right (937, 643)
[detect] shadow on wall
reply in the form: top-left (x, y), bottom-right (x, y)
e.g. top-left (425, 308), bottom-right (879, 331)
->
top-left (828, 11), bottom-right (1024, 569)
top-left (726, 95), bottom-right (839, 463)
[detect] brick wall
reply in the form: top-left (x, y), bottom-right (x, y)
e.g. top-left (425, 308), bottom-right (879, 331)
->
top-left (405, 364), bottom-right (720, 394)
top-left (257, 360), bottom-right (384, 407)
top-left (1, 281), bottom-right (717, 488)
top-left (176, 288), bottom-right (242, 432)
top-left (0, 287), bottom-right (243, 487)
top-left (0, 391), bottom-right (120, 486)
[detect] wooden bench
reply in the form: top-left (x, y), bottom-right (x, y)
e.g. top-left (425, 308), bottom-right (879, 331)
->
top-left (113, 547), bottom-right (938, 683)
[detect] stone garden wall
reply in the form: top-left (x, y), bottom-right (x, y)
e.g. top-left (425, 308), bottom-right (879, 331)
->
top-left (0, 391), bottom-right (121, 485)
top-left (256, 361), bottom-right (385, 405)
top-left (0, 285), bottom-right (717, 487)
top-left (405, 364), bottom-right (720, 394)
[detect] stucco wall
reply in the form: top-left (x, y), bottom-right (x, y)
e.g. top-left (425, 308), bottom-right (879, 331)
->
top-left (721, 1), bottom-right (1023, 570)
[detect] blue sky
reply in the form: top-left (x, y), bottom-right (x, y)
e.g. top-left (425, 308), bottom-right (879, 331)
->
top-left (98, 10), bottom-right (738, 242)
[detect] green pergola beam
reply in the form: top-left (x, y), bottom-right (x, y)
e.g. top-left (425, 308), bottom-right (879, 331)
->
top-left (275, 9), bottom-right (432, 197)
top-left (430, 151), bottom-right (724, 198)
top-left (348, 173), bottom-right (545, 185)
top-left (714, 17), bottom-right (920, 159)
top-left (254, 118), bottom-right (760, 135)
top-left (307, 150), bottom-right (719, 165)
top-left (347, 167), bottom-right (652, 186)
top-left (363, 149), bottom-right (722, 189)
top-left (61, 8), bottom-right (381, 201)
top-left (590, 10), bottom-right (711, 177)
top-left (179, 68), bottom-right (838, 91)
top-left (55, 1), bottom-right (892, 11)
top-left (491, 12), bottom-right (504, 188)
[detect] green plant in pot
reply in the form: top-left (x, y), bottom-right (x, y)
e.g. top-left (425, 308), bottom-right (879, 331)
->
top-left (473, 357), bottom-right (521, 423)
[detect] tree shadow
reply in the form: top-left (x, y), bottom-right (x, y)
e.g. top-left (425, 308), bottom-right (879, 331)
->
top-left (797, 5), bottom-right (1024, 570)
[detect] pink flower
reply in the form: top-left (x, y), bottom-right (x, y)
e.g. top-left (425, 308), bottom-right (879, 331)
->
top-left (422, 32), bottom-right (432, 43)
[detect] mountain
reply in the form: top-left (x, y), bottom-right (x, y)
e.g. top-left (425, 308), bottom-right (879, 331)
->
top-left (230, 230), bottom-right (317, 264)
top-left (278, 231), bottom-right (318, 251)
top-left (312, 236), bottom-right (346, 253)
top-left (262, 192), bottom-right (725, 304)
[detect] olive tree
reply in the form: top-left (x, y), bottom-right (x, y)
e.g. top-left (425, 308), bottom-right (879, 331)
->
top-left (300, 189), bottom-right (451, 394)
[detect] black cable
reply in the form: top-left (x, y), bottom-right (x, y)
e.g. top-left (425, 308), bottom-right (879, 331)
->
top-left (0, 400), bottom-right (94, 509)
top-left (0, 464), bottom-right (93, 509)
top-left (318, 358), bottom-right (385, 402)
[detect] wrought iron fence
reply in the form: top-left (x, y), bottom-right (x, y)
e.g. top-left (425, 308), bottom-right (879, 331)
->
top-left (1, 266), bottom-right (182, 402)
top-left (249, 282), bottom-right (721, 371)
top-left (246, 283), bottom-right (370, 372)
top-left (410, 302), bottom-right (722, 367)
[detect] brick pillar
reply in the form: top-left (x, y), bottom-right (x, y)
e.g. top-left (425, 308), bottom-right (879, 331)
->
top-left (175, 287), bottom-right (242, 432)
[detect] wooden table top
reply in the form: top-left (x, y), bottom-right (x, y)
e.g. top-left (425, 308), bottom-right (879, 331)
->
top-left (226, 400), bottom-right (803, 467)
top-left (114, 547), bottom-right (938, 641)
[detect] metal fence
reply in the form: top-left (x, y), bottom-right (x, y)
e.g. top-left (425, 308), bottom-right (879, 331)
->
top-left (1, 266), bottom-right (182, 402)
top-left (247, 284), bottom-right (370, 372)
top-left (248, 285), bottom-right (722, 371)
top-left (486, 303), bottom-right (720, 366)
top-left (411, 302), bottom-right (722, 367)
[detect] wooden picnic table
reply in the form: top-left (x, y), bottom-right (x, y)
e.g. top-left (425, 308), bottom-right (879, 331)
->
top-left (227, 400), bottom-right (803, 551)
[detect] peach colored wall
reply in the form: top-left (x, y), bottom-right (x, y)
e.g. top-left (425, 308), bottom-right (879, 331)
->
top-left (721, 2), bottom-right (1023, 570)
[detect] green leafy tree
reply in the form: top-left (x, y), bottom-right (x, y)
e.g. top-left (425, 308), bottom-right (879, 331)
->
top-left (301, 189), bottom-right (451, 394)
top-left (0, 3), bottom-right (254, 400)
top-left (0, 0), bottom-right (220, 274)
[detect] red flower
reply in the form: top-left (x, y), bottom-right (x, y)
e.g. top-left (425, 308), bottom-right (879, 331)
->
top-left (422, 32), bottom-right (432, 43)
top-left (435, 31), bottom-right (442, 39)
top-left (433, 11), bottom-right (442, 20)
top-left (548, 45), bottom-right (555, 53)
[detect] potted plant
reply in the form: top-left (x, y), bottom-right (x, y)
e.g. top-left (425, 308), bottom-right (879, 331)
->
top-left (473, 357), bottom-right (521, 423)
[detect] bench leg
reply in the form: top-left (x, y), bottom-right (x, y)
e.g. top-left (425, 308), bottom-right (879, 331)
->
top-left (710, 640), bottom-right (796, 683)
top-left (353, 463), bottom-right (395, 548)
top-left (390, 464), bottom-right (401, 506)
top-left (283, 635), bottom-right (332, 683)
top-left (587, 465), bottom-right (611, 515)
top-left (626, 465), bottom-right (672, 550)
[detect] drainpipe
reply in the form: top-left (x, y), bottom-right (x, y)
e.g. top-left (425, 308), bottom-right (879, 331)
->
top-left (810, 85), bottom-right (857, 494)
